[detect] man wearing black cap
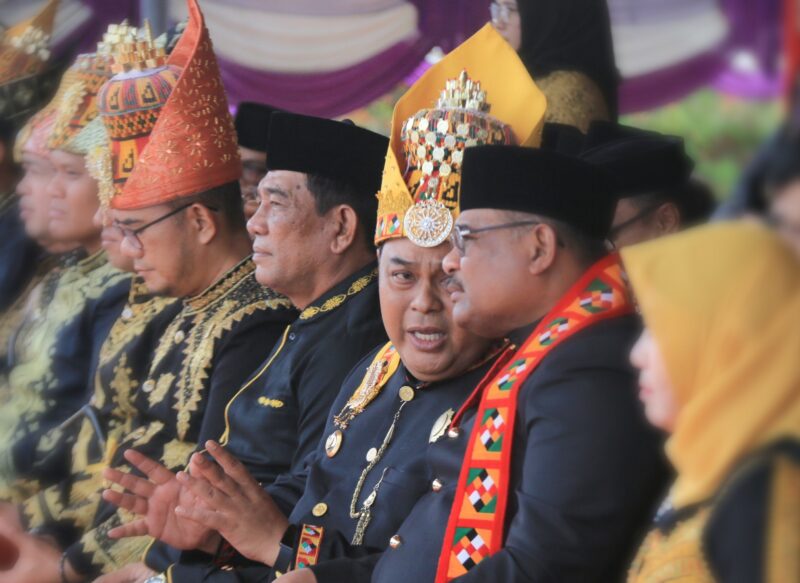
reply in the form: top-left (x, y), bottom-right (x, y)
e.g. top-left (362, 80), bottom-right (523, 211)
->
top-left (101, 113), bottom-right (389, 582)
top-left (580, 122), bottom-right (715, 248)
top-left (370, 146), bottom-right (667, 583)
top-left (234, 102), bottom-right (280, 220)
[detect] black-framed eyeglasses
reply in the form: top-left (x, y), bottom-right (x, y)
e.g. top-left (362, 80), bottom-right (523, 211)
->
top-left (608, 204), bottom-right (661, 242)
top-left (490, 1), bottom-right (519, 25)
top-left (113, 202), bottom-right (218, 250)
top-left (449, 220), bottom-right (540, 255)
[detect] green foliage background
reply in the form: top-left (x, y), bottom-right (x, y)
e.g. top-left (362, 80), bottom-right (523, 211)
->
top-left (622, 91), bottom-right (782, 200)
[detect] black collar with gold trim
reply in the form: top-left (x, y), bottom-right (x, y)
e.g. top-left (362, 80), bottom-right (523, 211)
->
top-left (298, 262), bottom-right (378, 325)
top-left (185, 255), bottom-right (257, 314)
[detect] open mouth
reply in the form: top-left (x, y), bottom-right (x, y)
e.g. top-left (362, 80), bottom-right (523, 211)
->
top-left (407, 327), bottom-right (447, 351)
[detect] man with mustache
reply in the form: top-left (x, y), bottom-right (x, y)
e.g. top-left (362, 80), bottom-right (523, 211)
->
top-left (370, 146), bottom-right (669, 583)
top-left (100, 24), bottom-right (547, 583)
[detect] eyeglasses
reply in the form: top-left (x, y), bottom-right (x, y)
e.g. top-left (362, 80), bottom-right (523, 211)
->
top-left (608, 204), bottom-right (661, 243)
top-left (490, 2), bottom-right (519, 25)
top-left (240, 184), bottom-right (259, 204)
top-left (113, 202), bottom-right (218, 250)
top-left (449, 220), bottom-right (540, 255)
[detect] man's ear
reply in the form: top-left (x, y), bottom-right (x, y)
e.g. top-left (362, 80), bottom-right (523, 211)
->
top-left (655, 202), bottom-right (681, 235)
top-left (188, 203), bottom-right (220, 245)
top-left (329, 204), bottom-right (359, 254)
top-left (527, 223), bottom-right (558, 275)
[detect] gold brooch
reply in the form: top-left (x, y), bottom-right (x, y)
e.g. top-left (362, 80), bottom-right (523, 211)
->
top-left (403, 199), bottom-right (453, 248)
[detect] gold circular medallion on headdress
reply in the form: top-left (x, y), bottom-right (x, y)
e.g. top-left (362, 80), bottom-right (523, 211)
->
top-left (403, 199), bottom-right (454, 248)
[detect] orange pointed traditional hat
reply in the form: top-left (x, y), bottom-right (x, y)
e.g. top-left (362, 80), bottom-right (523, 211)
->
top-left (375, 24), bottom-right (547, 247)
top-left (110, 0), bottom-right (241, 210)
top-left (0, 0), bottom-right (59, 125)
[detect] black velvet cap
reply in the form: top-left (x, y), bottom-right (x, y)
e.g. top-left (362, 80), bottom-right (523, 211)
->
top-left (266, 112), bottom-right (389, 196)
top-left (580, 121), bottom-right (694, 198)
top-left (235, 102), bottom-right (280, 152)
top-left (540, 122), bottom-right (585, 156)
top-left (460, 145), bottom-right (616, 240)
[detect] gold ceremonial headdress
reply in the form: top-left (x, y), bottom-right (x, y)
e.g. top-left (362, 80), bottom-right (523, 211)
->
top-left (0, 0), bottom-right (59, 126)
top-left (46, 22), bottom-right (136, 155)
top-left (375, 23), bottom-right (547, 247)
top-left (0, 0), bottom-right (58, 84)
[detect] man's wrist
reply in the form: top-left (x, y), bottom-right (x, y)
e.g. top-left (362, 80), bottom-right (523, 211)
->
top-left (258, 519), bottom-right (290, 567)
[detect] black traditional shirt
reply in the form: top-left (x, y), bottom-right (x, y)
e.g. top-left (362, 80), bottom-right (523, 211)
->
top-left (148, 262), bottom-right (388, 580)
top-left (6, 279), bottom-right (180, 508)
top-left (0, 195), bottom-right (41, 312)
top-left (269, 346), bottom-right (505, 583)
top-left (0, 250), bottom-right (130, 486)
top-left (371, 316), bottom-right (669, 583)
top-left (29, 257), bottom-right (295, 578)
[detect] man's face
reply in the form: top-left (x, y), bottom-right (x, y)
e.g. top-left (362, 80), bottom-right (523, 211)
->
top-left (379, 238), bottom-right (492, 382)
top-left (769, 180), bottom-right (800, 259)
top-left (17, 149), bottom-right (55, 243)
top-left (47, 149), bottom-right (101, 248)
top-left (239, 146), bottom-right (267, 222)
top-left (93, 206), bottom-right (133, 272)
top-left (442, 209), bottom-right (536, 339)
top-left (247, 170), bottom-right (332, 298)
top-left (112, 203), bottom-right (194, 297)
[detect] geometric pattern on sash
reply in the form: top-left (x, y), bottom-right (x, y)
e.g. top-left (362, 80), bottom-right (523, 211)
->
top-left (449, 527), bottom-right (493, 577)
top-left (295, 524), bottom-right (325, 570)
top-left (435, 255), bottom-right (634, 582)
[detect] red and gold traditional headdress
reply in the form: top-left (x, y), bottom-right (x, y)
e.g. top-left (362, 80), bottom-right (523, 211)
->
top-left (94, 21), bottom-right (178, 208)
top-left (375, 24), bottom-right (547, 247)
top-left (110, 0), bottom-right (241, 210)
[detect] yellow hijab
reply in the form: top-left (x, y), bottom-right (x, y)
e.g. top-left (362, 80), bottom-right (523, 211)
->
top-left (622, 222), bottom-right (800, 509)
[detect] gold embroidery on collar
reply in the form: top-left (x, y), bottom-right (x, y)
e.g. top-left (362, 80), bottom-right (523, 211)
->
top-left (299, 269), bottom-right (377, 320)
top-left (185, 257), bottom-right (256, 313)
top-left (145, 261), bottom-right (291, 440)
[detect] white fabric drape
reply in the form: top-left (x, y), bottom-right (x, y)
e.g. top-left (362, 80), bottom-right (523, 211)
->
top-left (168, 0), bottom-right (419, 73)
top-left (610, 0), bottom-right (729, 77)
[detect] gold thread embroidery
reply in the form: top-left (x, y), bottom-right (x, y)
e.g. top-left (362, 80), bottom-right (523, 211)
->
top-left (300, 269), bottom-right (377, 320)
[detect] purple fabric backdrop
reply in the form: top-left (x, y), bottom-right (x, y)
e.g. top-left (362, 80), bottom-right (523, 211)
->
top-left (55, 0), bottom-right (140, 54)
top-left (52, 0), bottom-right (782, 116)
top-left (219, 0), bottom-right (491, 116)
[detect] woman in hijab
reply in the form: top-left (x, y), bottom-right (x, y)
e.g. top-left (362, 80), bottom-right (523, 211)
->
top-left (622, 222), bottom-right (800, 582)
top-left (490, 0), bottom-right (618, 131)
